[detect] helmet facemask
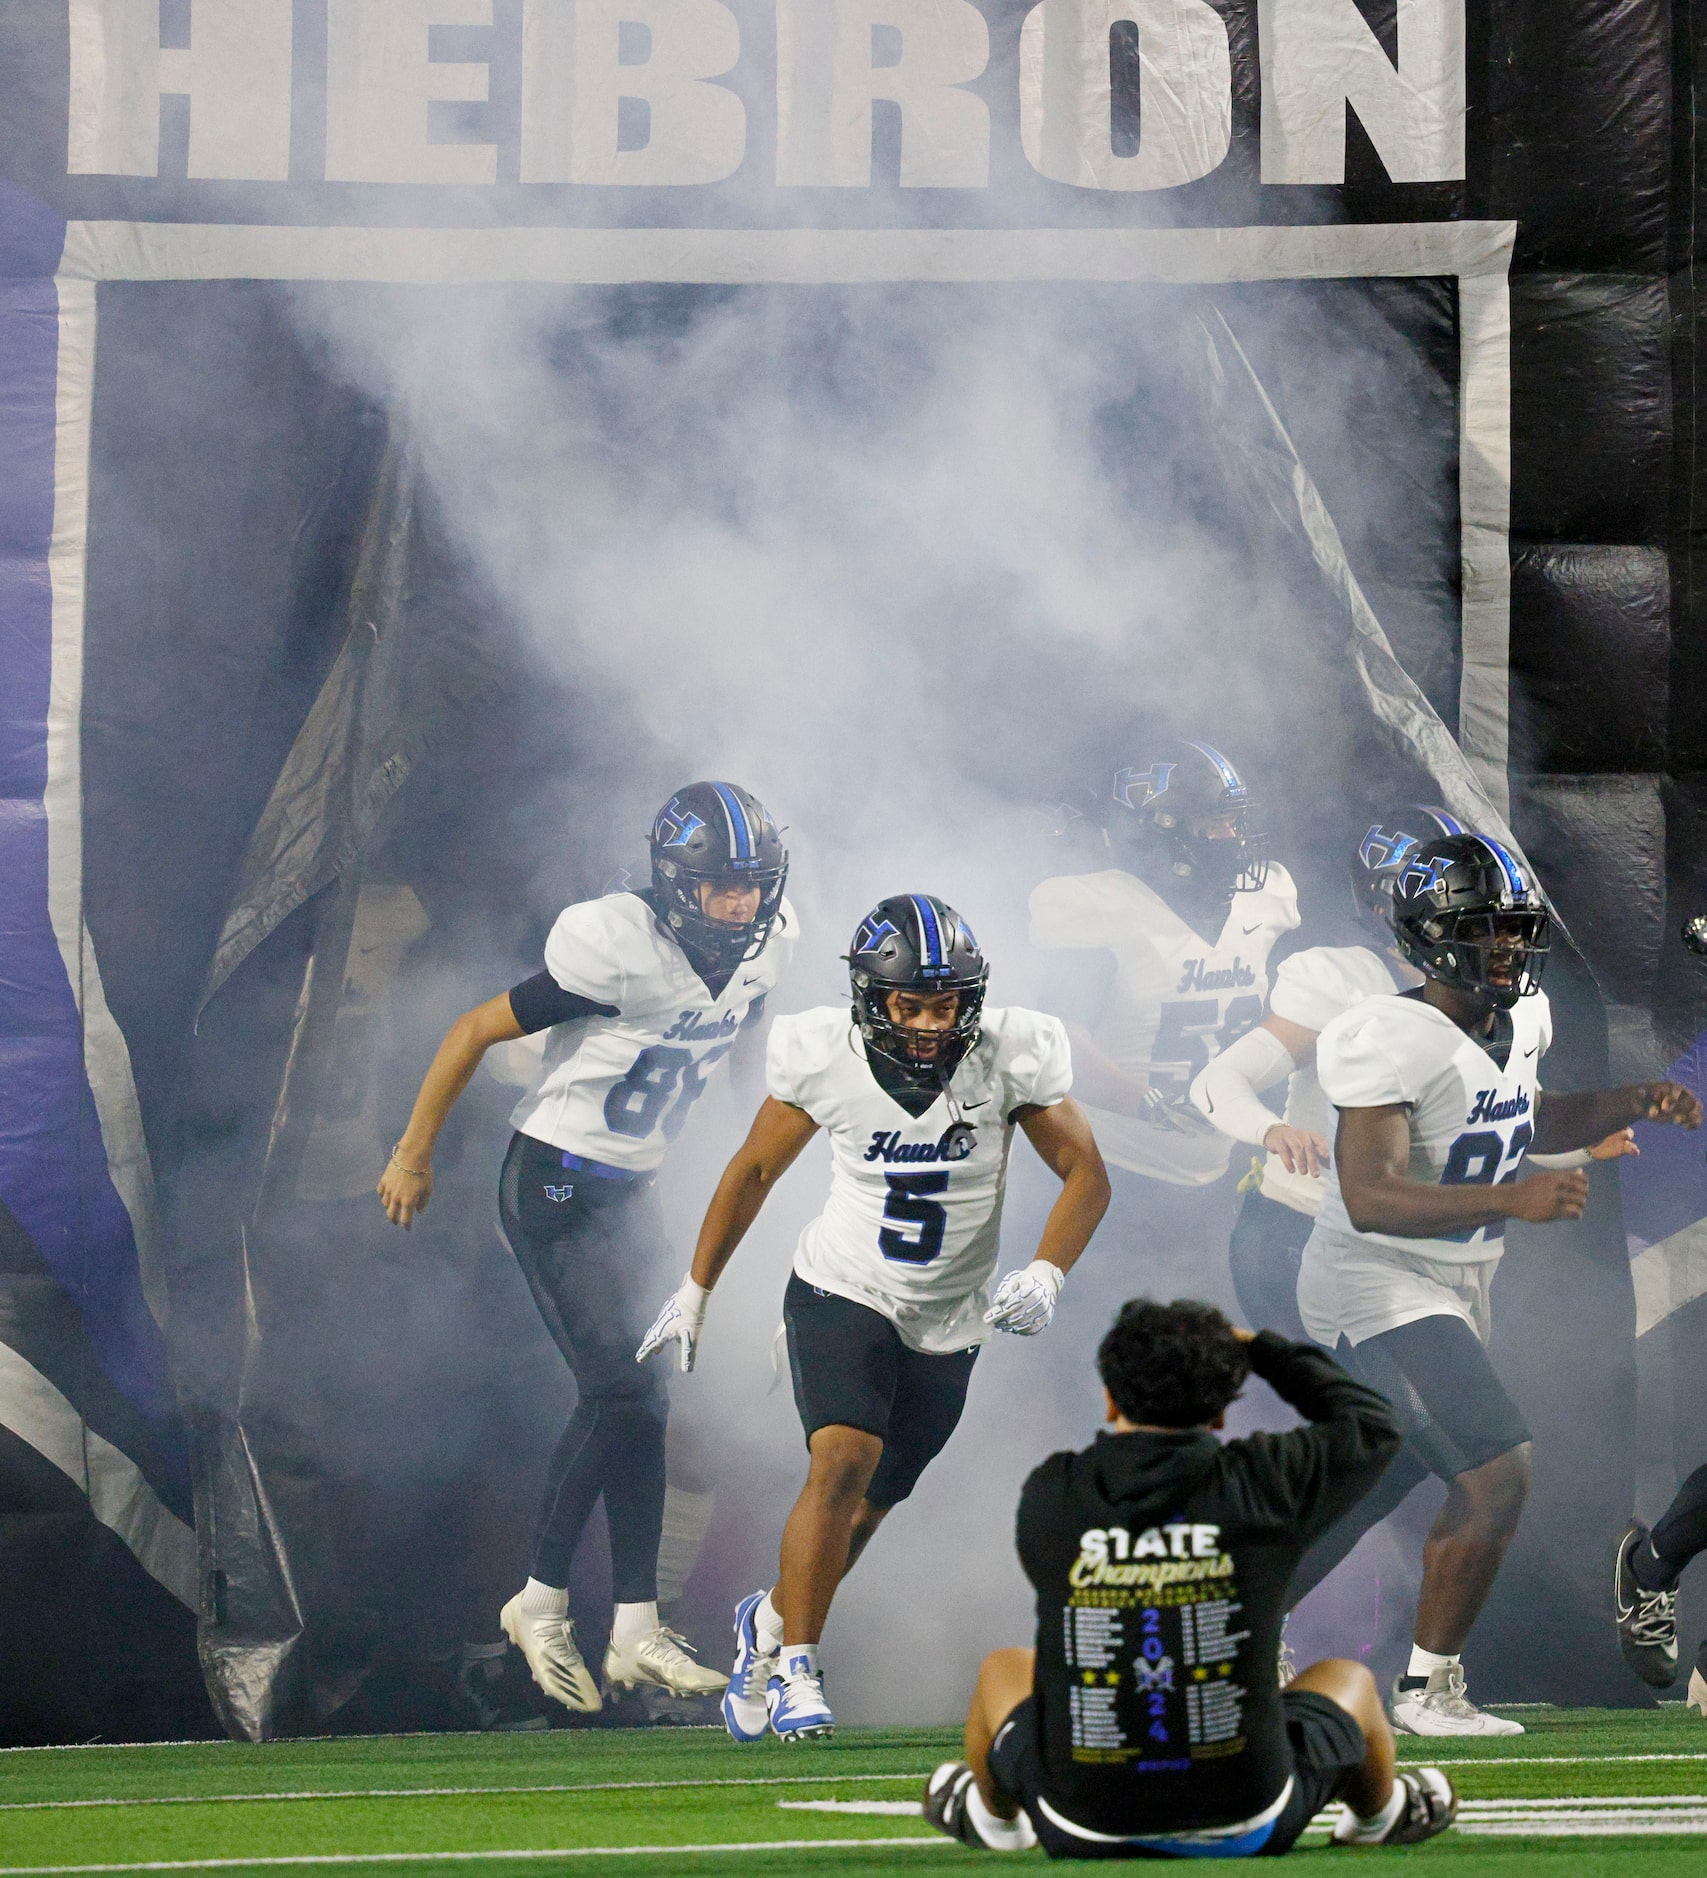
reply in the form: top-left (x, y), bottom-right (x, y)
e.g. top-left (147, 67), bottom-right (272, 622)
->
top-left (1404, 907), bottom-right (1551, 1010)
top-left (847, 894), bottom-right (990, 1084)
top-left (655, 858), bottom-right (787, 974)
top-left (649, 782), bottom-right (789, 979)
top-left (854, 974), bottom-right (987, 1081)
top-left (1111, 744), bottom-right (1269, 902)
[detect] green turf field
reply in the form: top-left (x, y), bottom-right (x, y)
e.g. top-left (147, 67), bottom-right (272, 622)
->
top-left (4, 1710), bottom-right (1707, 1875)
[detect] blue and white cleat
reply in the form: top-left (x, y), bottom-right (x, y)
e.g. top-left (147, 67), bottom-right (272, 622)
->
top-left (721, 1590), bottom-right (777, 1742)
top-left (767, 1656), bottom-right (835, 1743)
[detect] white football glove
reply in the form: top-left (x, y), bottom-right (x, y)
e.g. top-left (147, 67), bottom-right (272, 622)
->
top-left (636, 1276), bottom-right (710, 1373)
top-left (984, 1260), bottom-right (1065, 1336)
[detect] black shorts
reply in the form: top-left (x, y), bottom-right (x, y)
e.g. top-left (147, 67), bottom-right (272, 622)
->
top-left (498, 1131), bottom-right (670, 1406)
top-left (989, 1690), bottom-right (1365, 1860)
top-left (782, 1273), bottom-right (977, 1508)
top-left (1343, 1313), bottom-right (1531, 1479)
top-left (1227, 1188), bottom-right (1312, 1344)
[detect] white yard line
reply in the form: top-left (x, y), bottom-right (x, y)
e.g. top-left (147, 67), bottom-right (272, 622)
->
top-left (776, 1802), bottom-right (923, 1816)
top-left (0, 1775), bottom-right (931, 1814)
top-left (11, 1749), bottom-right (1707, 1811)
top-left (1397, 1751), bottom-right (1707, 1767)
top-left (0, 1840), bottom-right (941, 1875)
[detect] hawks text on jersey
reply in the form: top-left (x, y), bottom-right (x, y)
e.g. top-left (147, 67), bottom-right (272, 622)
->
top-left (767, 1005), bottom-right (1072, 1353)
top-left (1029, 864), bottom-right (1300, 1185)
top-left (1312, 989), bottom-right (1553, 1264)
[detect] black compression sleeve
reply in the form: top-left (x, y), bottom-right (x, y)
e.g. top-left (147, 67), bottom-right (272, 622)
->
top-left (508, 971), bottom-right (619, 1035)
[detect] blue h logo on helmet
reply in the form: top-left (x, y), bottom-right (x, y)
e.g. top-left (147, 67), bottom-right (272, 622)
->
top-left (656, 797), bottom-right (706, 849)
top-left (1360, 827), bottom-right (1419, 872)
top-left (1113, 763), bottom-right (1175, 809)
top-left (855, 914), bottom-right (900, 953)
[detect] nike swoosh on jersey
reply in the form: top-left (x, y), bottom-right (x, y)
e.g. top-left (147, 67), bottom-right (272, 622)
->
top-left (1523, 1046), bottom-right (1538, 1058)
top-left (743, 975), bottom-right (764, 986)
top-left (1242, 923), bottom-right (1262, 935)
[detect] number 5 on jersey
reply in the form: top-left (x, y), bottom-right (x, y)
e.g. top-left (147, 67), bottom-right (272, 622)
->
top-left (879, 1173), bottom-right (949, 1264)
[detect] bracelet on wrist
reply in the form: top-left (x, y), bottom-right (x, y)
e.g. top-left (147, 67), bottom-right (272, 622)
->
top-left (390, 1146), bottom-right (430, 1177)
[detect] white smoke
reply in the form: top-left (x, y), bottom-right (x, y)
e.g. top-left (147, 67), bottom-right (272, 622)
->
top-left (287, 267), bottom-right (1457, 1719)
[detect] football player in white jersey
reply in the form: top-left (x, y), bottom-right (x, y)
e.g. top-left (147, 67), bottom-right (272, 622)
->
top-left (377, 782), bottom-right (796, 1716)
top-left (637, 894), bottom-right (1109, 1742)
top-left (1295, 833), bottom-right (1700, 1737)
top-left (1030, 742), bottom-right (1299, 1188)
top-left (1187, 807), bottom-right (1459, 1339)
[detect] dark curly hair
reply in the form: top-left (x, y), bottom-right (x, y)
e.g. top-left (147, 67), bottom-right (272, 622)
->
top-left (1098, 1298), bottom-right (1250, 1430)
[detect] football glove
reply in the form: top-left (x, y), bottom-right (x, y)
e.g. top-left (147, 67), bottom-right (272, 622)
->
top-left (636, 1276), bottom-right (711, 1373)
top-left (1138, 1086), bottom-right (1216, 1136)
top-left (984, 1260), bottom-right (1065, 1336)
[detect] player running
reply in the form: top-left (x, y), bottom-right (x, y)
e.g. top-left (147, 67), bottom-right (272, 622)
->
top-left (1615, 1469), bottom-right (1707, 1707)
top-left (1030, 741), bottom-right (1298, 1194)
top-left (377, 782), bottom-right (794, 1716)
top-left (637, 893), bottom-right (1110, 1742)
top-left (1189, 807), bottom-right (1633, 1342)
top-left (1296, 832), bottom-right (1701, 1736)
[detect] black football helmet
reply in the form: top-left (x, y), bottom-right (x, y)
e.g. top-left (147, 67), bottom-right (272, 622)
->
top-left (1390, 833), bottom-right (1550, 1008)
top-left (649, 781), bottom-right (788, 974)
top-left (1350, 806), bottom-right (1466, 930)
top-left (848, 894), bottom-right (989, 1078)
top-left (1109, 741), bottom-right (1268, 897)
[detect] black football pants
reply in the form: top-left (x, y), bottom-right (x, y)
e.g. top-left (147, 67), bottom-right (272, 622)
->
top-left (498, 1132), bottom-right (671, 1602)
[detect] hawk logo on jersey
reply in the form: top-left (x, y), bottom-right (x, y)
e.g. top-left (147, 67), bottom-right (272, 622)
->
top-left (1113, 763), bottom-right (1176, 810)
top-left (662, 1008), bottom-right (740, 1042)
top-left (864, 1124), bottom-right (978, 1164)
top-left (1176, 956), bottom-right (1256, 994)
top-left (1468, 1087), bottom-right (1531, 1124)
top-left (654, 798), bottom-right (707, 849)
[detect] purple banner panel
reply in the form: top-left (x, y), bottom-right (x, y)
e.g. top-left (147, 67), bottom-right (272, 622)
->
top-left (0, 183), bottom-right (172, 1418)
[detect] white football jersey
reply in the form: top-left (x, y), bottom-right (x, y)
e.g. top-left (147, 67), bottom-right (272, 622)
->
top-left (1258, 945), bottom-right (1405, 1217)
top-left (1313, 989), bottom-right (1552, 1265)
top-left (1028, 864), bottom-right (1300, 1184)
top-left (509, 891), bottom-right (797, 1172)
top-left (768, 1005), bottom-right (1073, 1354)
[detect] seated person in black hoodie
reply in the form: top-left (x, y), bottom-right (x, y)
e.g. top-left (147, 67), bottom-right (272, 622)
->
top-left (924, 1299), bottom-right (1456, 1857)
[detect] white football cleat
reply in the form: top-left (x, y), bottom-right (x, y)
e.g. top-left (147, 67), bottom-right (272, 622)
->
top-left (604, 1624), bottom-right (728, 1698)
top-left (722, 1590), bottom-right (777, 1742)
top-left (1390, 1666), bottom-right (1523, 1736)
top-left (768, 1662), bottom-right (835, 1742)
top-left (499, 1594), bottom-right (602, 1714)
top-left (1688, 1656), bottom-right (1707, 1718)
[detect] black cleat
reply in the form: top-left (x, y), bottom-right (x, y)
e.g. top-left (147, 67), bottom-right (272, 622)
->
top-left (1333, 1768), bottom-right (1458, 1847)
top-left (1383, 1769), bottom-right (1459, 1845)
top-left (455, 1646), bottom-right (550, 1732)
top-left (924, 1763), bottom-right (991, 1850)
top-left (1614, 1521), bottom-right (1680, 1689)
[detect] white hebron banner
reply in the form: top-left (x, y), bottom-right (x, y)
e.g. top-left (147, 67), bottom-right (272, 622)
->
top-left (67, 0), bottom-right (1465, 194)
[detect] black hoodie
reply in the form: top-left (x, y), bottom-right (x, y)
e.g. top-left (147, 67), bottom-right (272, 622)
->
top-left (1015, 1332), bottom-right (1401, 1837)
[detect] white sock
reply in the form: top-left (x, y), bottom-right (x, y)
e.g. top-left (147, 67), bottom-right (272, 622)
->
top-left (755, 1590), bottom-right (784, 1654)
top-left (967, 1784), bottom-right (1037, 1852)
top-left (517, 1578), bottom-right (567, 1619)
top-left (1406, 1645), bottom-right (1460, 1680)
top-left (1332, 1782), bottom-right (1406, 1846)
top-left (780, 1642), bottom-right (820, 1680)
top-left (611, 1600), bottom-right (659, 1648)
top-left (656, 1487), bottom-right (715, 1605)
